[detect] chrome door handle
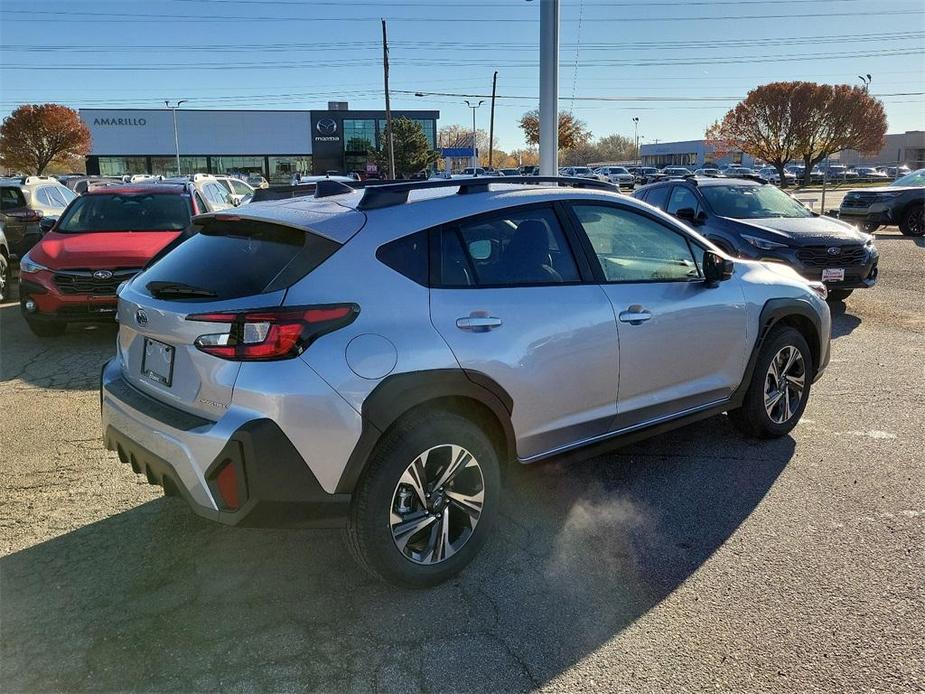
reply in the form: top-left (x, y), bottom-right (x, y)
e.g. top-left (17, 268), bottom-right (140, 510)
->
top-left (456, 316), bottom-right (503, 331)
top-left (618, 305), bottom-right (653, 325)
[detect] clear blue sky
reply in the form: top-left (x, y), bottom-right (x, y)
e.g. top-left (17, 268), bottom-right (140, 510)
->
top-left (1, 0), bottom-right (923, 151)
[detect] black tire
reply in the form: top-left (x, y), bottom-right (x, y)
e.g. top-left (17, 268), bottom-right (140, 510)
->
top-left (345, 409), bottom-right (501, 587)
top-left (0, 253), bottom-right (9, 303)
top-left (728, 326), bottom-right (812, 439)
top-left (861, 221), bottom-right (880, 233)
top-left (899, 205), bottom-right (924, 237)
top-left (826, 289), bottom-right (853, 302)
top-left (25, 317), bottom-right (66, 337)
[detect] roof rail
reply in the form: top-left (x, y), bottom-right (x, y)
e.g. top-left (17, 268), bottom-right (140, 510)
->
top-left (314, 179), bottom-right (355, 198)
top-left (356, 175), bottom-right (619, 211)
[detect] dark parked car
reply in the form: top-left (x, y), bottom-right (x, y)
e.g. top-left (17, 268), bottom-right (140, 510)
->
top-left (0, 183), bottom-right (43, 259)
top-left (838, 168), bottom-right (925, 235)
top-left (634, 176), bottom-right (879, 302)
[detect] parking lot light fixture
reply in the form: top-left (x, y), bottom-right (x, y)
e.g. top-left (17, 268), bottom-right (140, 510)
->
top-left (165, 100), bottom-right (187, 176)
top-left (464, 100), bottom-right (484, 169)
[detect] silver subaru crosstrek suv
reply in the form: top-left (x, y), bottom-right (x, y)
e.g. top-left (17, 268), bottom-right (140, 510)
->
top-left (101, 177), bottom-right (831, 587)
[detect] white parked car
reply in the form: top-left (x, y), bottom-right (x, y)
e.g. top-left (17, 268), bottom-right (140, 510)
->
top-left (595, 166), bottom-right (635, 189)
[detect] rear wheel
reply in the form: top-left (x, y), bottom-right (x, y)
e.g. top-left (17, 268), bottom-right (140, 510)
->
top-left (861, 221), bottom-right (880, 233)
top-left (826, 289), bottom-right (853, 302)
top-left (0, 253), bottom-right (9, 302)
top-left (346, 410), bottom-right (500, 587)
top-left (25, 317), bottom-right (66, 337)
top-left (728, 326), bottom-right (812, 438)
top-left (899, 205), bottom-right (924, 237)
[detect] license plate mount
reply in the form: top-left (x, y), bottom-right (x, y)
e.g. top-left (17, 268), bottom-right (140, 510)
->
top-left (141, 338), bottom-right (175, 387)
top-left (821, 268), bottom-right (845, 283)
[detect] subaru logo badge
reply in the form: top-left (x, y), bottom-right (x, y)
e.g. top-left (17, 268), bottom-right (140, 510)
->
top-left (316, 118), bottom-right (337, 136)
top-left (826, 246), bottom-right (841, 256)
top-left (93, 270), bottom-right (114, 280)
top-left (135, 309), bottom-right (148, 327)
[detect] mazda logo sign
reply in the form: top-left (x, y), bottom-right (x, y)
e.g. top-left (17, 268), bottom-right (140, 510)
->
top-left (316, 118), bottom-right (338, 136)
top-left (826, 246), bottom-right (841, 256)
top-left (93, 270), bottom-right (114, 280)
top-left (135, 309), bottom-right (148, 327)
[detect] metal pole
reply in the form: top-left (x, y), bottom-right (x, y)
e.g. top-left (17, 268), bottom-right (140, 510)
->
top-left (382, 19), bottom-right (396, 179)
top-left (465, 100), bottom-right (484, 169)
top-left (165, 100), bottom-right (187, 176)
top-left (539, 0), bottom-right (559, 176)
top-left (633, 117), bottom-right (639, 166)
top-left (488, 70), bottom-right (498, 169)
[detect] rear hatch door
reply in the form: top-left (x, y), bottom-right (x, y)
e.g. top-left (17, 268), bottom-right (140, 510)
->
top-left (115, 215), bottom-right (342, 419)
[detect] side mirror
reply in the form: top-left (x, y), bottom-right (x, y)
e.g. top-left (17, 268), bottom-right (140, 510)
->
top-left (703, 250), bottom-right (734, 286)
top-left (675, 208), bottom-right (707, 225)
top-left (39, 216), bottom-right (57, 233)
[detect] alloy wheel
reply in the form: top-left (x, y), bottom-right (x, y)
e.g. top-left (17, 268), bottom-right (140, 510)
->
top-left (390, 444), bottom-right (485, 565)
top-left (764, 345), bottom-right (806, 424)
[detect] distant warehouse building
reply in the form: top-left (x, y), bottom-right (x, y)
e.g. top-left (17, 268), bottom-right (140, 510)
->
top-left (640, 130), bottom-right (925, 170)
top-left (79, 103), bottom-right (439, 182)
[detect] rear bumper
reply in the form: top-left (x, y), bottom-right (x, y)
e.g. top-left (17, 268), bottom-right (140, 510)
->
top-left (100, 358), bottom-right (352, 528)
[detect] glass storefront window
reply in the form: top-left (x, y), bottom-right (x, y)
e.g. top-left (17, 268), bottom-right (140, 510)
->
top-left (150, 156), bottom-right (208, 177)
top-left (267, 155), bottom-right (312, 184)
top-left (211, 156), bottom-right (265, 177)
top-left (98, 157), bottom-right (147, 176)
top-left (343, 120), bottom-right (376, 153)
top-left (377, 119), bottom-right (436, 151)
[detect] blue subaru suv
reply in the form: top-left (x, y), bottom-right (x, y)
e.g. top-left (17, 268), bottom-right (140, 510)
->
top-left (634, 176), bottom-right (879, 302)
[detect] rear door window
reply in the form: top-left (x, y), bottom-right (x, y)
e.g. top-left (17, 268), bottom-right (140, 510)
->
top-left (435, 205), bottom-right (580, 287)
top-left (643, 186), bottom-right (669, 210)
top-left (666, 186), bottom-right (702, 216)
top-left (138, 219), bottom-right (340, 301)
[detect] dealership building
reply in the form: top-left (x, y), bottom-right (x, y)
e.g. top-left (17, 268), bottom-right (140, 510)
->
top-left (640, 130), bottom-right (925, 170)
top-left (79, 103), bottom-right (439, 182)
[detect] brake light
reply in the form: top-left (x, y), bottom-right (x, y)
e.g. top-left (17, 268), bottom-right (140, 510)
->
top-left (186, 304), bottom-right (358, 361)
top-left (8, 209), bottom-right (42, 222)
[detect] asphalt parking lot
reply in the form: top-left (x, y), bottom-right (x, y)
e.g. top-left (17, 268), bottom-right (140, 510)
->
top-left (1, 227), bottom-right (923, 693)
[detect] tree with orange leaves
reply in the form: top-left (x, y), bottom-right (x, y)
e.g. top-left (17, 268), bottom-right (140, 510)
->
top-left (1, 104), bottom-right (91, 175)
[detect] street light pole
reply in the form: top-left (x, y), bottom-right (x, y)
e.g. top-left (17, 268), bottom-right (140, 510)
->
top-left (857, 73), bottom-right (872, 91)
top-left (632, 117), bottom-right (639, 166)
top-left (538, 0), bottom-right (559, 176)
top-left (165, 100), bottom-right (187, 176)
top-left (464, 100), bottom-right (484, 169)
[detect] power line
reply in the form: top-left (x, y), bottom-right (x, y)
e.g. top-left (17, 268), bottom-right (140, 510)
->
top-left (2, 8), bottom-right (922, 22)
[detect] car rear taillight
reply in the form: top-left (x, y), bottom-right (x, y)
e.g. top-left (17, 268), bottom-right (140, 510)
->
top-left (186, 304), bottom-right (359, 361)
top-left (7, 209), bottom-right (42, 222)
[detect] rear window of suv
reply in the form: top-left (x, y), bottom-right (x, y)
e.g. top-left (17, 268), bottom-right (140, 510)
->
top-left (0, 187), bottom-right (27, 210)
top-left (138, 218), bottom-right (340, 301)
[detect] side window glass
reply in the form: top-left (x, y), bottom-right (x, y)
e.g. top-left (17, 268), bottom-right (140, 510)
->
top-left (667, 186), bottom-right (701, 216)
top-left (377, 230), bottom-right (428, 286)
top-left (572, 204), bottom-right (701, 283)
top-left (35, 188), bottom-right (52, 206)
top-left (441, 206), bottom-right (579, 287)
top-left (643, 186), bottom-right (668, 210)
top-left (194, 192), bottom-right (208, 213)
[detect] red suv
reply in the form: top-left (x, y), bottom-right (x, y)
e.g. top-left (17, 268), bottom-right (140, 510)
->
top-left (18, 184), bottom-right (203, 337)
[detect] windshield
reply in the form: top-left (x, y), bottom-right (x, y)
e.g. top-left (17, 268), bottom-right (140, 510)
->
top-left (701, 184), bottom-right (812, 219)
top-left (572, 167), bottom-right (591, 174)
top-left (55, 193), bottom-right (192, 233)
top-left (891, 169), bottom-right (925, 187)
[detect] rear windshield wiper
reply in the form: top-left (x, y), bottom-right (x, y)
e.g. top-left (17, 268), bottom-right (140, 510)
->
top-left (146, 281), bottom-right (217, 299)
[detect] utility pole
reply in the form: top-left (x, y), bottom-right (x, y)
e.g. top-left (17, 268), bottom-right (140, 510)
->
top-left (488, 70), bottom-right (498, 169)
top-left (381, 19), bottom-right (396, 179)
top-left (632, 116), bottom-right (639, 166)
top-left (539, 0), bottom-right (559, 176)
top-left (165, 100), bottom-right (187, 176)
top-left (465, 100), bottom-right (485, 169)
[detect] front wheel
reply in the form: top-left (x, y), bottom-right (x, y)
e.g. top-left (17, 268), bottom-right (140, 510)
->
top-left (345, 410), bottom-right (501, 587)
top-left (861, 221), bottom-right (880, 233)
top-left (899, 206), bottom-right (924, 237)
top-left (728, 326), bottom-right (812, 438)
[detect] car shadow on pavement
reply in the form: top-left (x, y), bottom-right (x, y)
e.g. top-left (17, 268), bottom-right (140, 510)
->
top-left (873, 230), bottom-right (924, 249)
top-left (1, 415), bottom-right (794, 692)
top-left (828, 301), bottom-right (862, 339)
top-left (0, 303), bottom-right (117, 390)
